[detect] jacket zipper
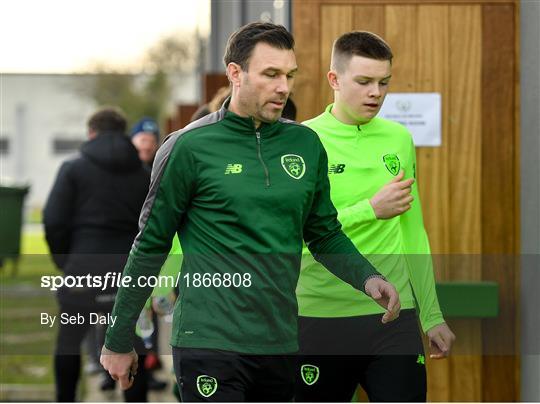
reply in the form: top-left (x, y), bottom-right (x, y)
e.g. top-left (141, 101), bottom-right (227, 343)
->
top-left (255, 128), bottom-right (271, 187)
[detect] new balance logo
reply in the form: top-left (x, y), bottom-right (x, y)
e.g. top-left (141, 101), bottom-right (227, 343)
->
top-left (224, 164), bottom-right (243, 174)
top-left (328, 164), bottom-right (346, 174)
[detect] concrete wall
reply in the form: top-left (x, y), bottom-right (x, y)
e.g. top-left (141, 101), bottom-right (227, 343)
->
top-left (0, 73), bottom-right (197, 210)
top-left (208, 0), bottom-right (291, 72)
top-left (1, 74), bottom-right (96, 209)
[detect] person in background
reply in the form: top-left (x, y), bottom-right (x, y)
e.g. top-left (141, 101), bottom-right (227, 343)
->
top-left (130, 117), bottom-right (160, 169)
top-left (117, 116), bottom-right (167, 392)
top-left (281, 97), bottom-right (297, 121)
top-left (44, 107), bottom-right (150, 402)
top-left (295, 31), bottom-right (455, 402)
top-left (190, 86), bottom-right (231, 122)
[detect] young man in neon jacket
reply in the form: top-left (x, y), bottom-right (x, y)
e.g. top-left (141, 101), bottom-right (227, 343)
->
top-left (295, 31), bottom-right (455, 402)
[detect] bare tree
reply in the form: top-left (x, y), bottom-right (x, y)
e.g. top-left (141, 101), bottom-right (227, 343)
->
top-left (75, 32), bottom-right (197, 129)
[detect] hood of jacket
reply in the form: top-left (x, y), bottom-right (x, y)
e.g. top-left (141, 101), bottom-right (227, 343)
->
top-left (81, 132), bottom-right (142, 172)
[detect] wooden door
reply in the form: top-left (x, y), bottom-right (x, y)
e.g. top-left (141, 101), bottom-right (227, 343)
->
top-left (293, 0), bottom-right (520, 401)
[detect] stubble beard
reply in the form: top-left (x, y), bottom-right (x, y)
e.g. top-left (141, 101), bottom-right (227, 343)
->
top-left (256, 101), bottom-right (283, 124)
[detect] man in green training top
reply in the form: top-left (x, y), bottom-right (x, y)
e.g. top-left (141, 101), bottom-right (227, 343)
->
top-left (295, 31), bottom-right (456, 402)
top-left (100, 23), bottom-right (400, 402)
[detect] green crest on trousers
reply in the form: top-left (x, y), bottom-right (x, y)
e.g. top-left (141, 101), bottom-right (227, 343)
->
top-left (301, 364), bottom-right (320, 386)
top-left (383, 154), bottom-right (401, 176)
top-left (196, 375), bottom-right (218, 398)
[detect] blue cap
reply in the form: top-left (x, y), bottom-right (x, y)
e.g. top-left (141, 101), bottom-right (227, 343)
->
top-left (130, 117), bottom-right (160, 140)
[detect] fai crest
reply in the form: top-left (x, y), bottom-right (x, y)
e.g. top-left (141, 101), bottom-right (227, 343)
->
top-left (281, 154), bottom-right (306, 179)
top-left (301, 364), bottom-right (320, 386)
top-left (196, 375), bottom-right (218, 398)
top-left (382, 154), bottom-right (401, 176)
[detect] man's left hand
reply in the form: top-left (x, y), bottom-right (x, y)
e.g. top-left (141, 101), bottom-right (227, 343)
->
top-left (364, 277), bottom-right (401, 323)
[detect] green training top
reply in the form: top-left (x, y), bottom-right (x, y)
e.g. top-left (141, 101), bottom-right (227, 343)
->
top-left (297, 104), bottom-right (444, 333)
top-left (104, 102), bottom-right (379, 355)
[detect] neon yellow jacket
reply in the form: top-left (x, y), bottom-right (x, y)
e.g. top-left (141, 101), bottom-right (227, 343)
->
top-left (150, 235), bottom-right (182, 298)
top-left (297, 104), bottom-right (444, 333)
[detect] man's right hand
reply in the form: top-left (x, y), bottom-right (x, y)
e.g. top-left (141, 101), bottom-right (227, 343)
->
top-left (100, 346), bottom-right (138, 390)
top-left (369, 170), bottom-right (415, 219)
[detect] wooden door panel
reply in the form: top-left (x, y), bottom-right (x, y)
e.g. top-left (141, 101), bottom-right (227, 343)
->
top-left (446, 6), bottom-right (484, 400)
top-left (293, 2), bottom-right (321, 122)
top-left (320, 5), bottom-right (355, 107)
top-left (481, 5), bottom-right (518, 401)
top-left (353, 5), bottom-right (385, 37)
top-left (293, 1), bottom-right (519, 400)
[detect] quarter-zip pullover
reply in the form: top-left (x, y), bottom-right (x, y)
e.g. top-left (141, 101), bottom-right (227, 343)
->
top-left (297, 104), bottom-right (444, 332)
top-left (105, 102), bottom-right (379, 354)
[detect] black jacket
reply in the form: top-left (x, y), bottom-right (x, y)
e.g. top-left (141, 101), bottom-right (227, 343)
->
top-left (44, 132), bottom-right (150, 304)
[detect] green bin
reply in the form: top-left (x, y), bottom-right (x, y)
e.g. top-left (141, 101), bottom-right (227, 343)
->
top-left (0, 184), bottom-right (30, 264)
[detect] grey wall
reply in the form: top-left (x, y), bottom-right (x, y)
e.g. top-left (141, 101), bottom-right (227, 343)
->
top-left (0, 73), bottom-right (197, 209)
top-left (208, 0), bottom-right (291, 72)
top-left (520, 0), bottom-right (540, 401)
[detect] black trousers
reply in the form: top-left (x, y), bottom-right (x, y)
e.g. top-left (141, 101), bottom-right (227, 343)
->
top-left (294, 309), bottom-right (427, 402)
top-left (54, 301), bottom-right (148, 402)
top-left (172, 347), bottom-right (296, 402)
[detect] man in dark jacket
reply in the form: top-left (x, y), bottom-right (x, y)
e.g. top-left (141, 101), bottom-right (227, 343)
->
top-left (44, 107), bottom-right (150, 402)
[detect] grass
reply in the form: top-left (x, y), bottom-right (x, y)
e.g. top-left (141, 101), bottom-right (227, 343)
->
top-left (0, 231), bottom-right (57, 386)
top-left (26, 207), bottom-right (43, 225)
top-left (1, 255), bottom-right (57, 284)
top-left (0, 296), bottom-right (57, 385)
top-left (1, 229), bottom-right (55, 280)
top-left (21, 231), bottom-right (50, 255)
top-left (0, 355), bottom-right (54, 385)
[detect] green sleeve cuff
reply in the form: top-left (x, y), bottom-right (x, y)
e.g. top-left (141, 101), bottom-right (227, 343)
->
top-left (104, 338), bottom-right (134, 354)
top-left (337, 199), bottom-right (377, 229)
top-left (420, 312), bottom-right (446, 334)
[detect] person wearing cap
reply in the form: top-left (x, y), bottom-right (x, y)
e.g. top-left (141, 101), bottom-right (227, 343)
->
top-left (130, 117), bottom-right (160, 168)
top-left (130, 117), bottom-right (171, 393)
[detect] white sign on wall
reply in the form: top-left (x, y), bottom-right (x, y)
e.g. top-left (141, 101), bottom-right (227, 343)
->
top-left (378, 92), bottom-right (441, 147)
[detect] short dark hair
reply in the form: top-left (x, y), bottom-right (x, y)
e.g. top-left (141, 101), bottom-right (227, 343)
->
top-left (331, 31), bottom-right (393, 72)
top-left (223, 22), bottom-right (295, 71)
top-left (87, 107), bottom-right (127, 135)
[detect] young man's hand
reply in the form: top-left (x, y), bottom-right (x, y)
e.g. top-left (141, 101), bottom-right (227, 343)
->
top-left (426, 323), bottom-right (456, 358)
top-left (370, 170), bottom-right (415, 219)
top-left (100, 346), bottom-right (138, 390)
top-left (364, 277), bottom-right (401, 323)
